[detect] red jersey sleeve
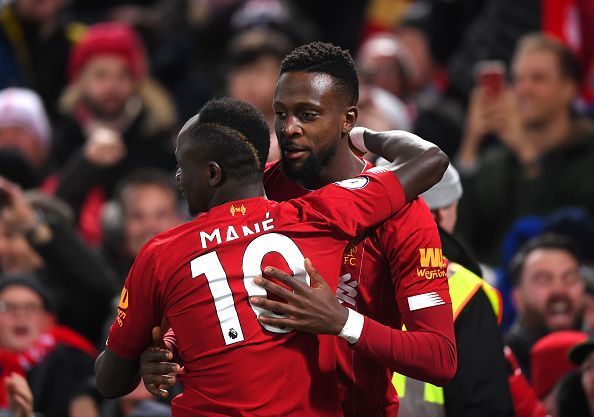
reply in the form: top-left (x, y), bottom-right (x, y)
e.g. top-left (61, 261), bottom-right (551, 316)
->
top-left (293, 167), bottom-right (406, 238)
top-left (353, 200), bottom-right (457, 385)
top-left (106, 242), bottom-right (163, 359)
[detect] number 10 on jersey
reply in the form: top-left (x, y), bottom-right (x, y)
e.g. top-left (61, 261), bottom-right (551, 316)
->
top-left (190, 233), bottom-right (310, 345)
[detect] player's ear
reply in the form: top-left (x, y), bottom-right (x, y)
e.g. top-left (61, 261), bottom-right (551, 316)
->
top-left (343, 106), bottom-right (357, 135)
top-left (208, 161), bottom-right (223, 186)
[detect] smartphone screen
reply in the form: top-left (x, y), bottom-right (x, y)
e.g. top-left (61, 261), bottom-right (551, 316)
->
top-left (475, 60), bottom-right (505, 97)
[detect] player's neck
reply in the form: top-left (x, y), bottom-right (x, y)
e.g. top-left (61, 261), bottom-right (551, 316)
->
top-left (207, 180), bottom-right (266, 210)
top-left (314, 142), bottom-right (366, 188)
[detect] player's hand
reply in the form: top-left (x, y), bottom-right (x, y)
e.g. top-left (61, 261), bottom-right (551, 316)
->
top-left (140, 326), bottom-right (180, 399)
top-left (251, 259), bottom-right (349, 335)
top-left (5, 373), bottom-right (35, 417)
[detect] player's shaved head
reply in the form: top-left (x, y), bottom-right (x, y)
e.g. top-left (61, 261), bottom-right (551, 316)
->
top-left (178, 98), bottom-right (270, 183)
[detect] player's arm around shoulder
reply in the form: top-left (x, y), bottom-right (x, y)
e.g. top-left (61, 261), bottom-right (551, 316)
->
top-left (350, 127), bottom-right (449, 200)
top-left (95, 348), bottom-right (141, 398)
top-left (96, 241), bottom-right (165, 398)
top-left (354, 202), bottom-right (456, 384)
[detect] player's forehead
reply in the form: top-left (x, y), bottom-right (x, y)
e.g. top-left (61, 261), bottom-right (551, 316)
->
top-left (175, 128), bottom-right (197, 161)
top-left (274, 71), bottom-right (339, 108)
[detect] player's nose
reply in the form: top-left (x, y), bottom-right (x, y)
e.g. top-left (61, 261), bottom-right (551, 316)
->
top-left (281, 114), bottom-right (303, 138)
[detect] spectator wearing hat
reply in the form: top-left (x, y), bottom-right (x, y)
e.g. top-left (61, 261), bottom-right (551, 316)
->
top-left (51, 23), bottom-right (177, 243)
top-left (0, 176), bottom-right (117, 345)
top-left (530, 330), bottom-right (588, 415)
top-left (0, 88), bottom-right (52, 183)
top-left (0, 276), bottom-right (97, 417)
top-left (506, 234), bottom-right (585, 379)
top-left (395, 164), bottom-right (514, 417)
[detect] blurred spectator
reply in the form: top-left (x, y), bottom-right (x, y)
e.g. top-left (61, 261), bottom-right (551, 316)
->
top-left (357, 33), bottom-right (414, 101)
top-left (0, 177), bottom-right (117, 345)
top-left (396, 2), bottom-right (466, 157)
top-left (396, 164), bottom-right (514, 417)
top-left (504, 346), bottom-right (548, 417)
top-left (542, 0), bottom-right (594, 114)
top-left (72, 0), bottom-right (212, 124)
top-left (357, 82), bottom-right (410, 132)
top-left (102, 169), bottom-right (183, 282)
top-left (530, 330), bottom-right (588, 415)
top-left (68, 376), bottom-right (108, 417)
top-left (421, 164), bottom-right (480, 276)
top-left (0, 277), bottom-right (97, 417)
top-left (395, 2), bottom-right (436, 96)
top-left (357, 25), bottom-right (465, 158)
top-left (101, 383), bottom-right (171, 417)
top-left (497, 207), bottom-right (594, 331)
top-left (0, 0), bottom-right (82, 120)
top-left (357, 79), bottom-right (410, 166)
top-left (556, 370), bottom-right (591, 417)
top-left (0, 88), bottom-right (52, 183)
top-left (456, 34), bottom-right (594, 265)
top-left (556, 337), bottom-right (594, 416)
top-left (506, 233), bottom-right (585, 378)
top-left (0, 150), bottom-right (36, 190)
top-left (445, 0), bottom-right (540, 101)
top-left (226, 28), bottom-right (293, 162)
top-left (228, 0), bottom-right (313, 47)
top-left (51, 22), bottom-right (177, 243)
top-left (583, 283), bottom-right (594, 336)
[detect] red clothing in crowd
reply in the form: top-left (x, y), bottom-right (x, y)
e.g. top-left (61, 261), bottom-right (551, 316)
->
top-left (107, 169), bottom-right (405, 417)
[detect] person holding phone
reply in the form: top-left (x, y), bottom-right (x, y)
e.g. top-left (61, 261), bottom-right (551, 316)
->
top-left (455, 33), bottom-right (594, 266)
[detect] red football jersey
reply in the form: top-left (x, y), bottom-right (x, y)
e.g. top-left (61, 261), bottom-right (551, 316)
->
top-left (263, 161), bottom-right (453, 417)
top-left (106, 168), bottom-right (405, 417)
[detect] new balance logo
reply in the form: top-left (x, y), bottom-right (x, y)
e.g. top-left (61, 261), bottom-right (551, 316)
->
top-left (336, 273), bottom-right (358, 307)
top-left (407, 292), bottom-right (445, 311)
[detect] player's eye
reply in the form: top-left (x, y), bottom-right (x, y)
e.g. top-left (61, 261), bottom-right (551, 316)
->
top-left (274, 110), bottom-right (287, 120)
top-left (301, 111), bottom-right (318, 121)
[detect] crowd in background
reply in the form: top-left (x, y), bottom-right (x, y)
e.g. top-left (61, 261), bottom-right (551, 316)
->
top-left (0, 0), bottom-right (594, 416)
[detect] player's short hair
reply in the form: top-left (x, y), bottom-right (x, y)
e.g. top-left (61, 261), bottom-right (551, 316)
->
top-left (280, 42), bottom-right (359, 105)
top-left (514, 34), bottom-right (582, 85)
top-left (509, 233), bottom-right (582, 287)
top-left (182, 98), bottom-right (270, 183)
top-left (116, 168), bottom-right (179, 211)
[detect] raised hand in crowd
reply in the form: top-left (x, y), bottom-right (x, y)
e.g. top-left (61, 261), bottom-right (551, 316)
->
top-left (5, 373), bottom-right (35, 417)
top-left (458, 84), bottom-right (532, 169)
top-left (83, 126), bottom-right (127, 167)
top-left (0, 178), bottom-right (38, 231)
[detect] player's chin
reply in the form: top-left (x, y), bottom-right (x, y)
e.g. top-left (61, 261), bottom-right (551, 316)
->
top-left (281, 158), bottom-right (307, 180)
top-left (281, 152), bottom-right (309, 172)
